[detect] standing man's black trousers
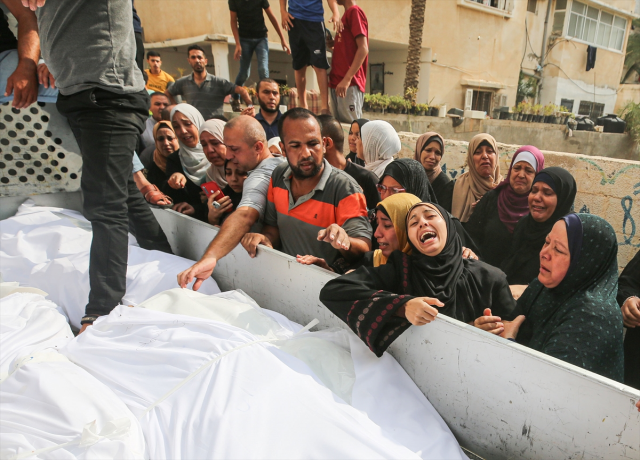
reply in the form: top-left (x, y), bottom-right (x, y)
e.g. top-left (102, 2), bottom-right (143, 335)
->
top-left (57, 87), bottom-right (173, 318)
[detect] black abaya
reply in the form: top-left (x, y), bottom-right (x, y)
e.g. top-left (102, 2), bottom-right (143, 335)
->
top-left (464, 189), bottom-right (513, 268)
top-left (501, 167), bottom-right (577, 285)
top-left (320, 203), bottom-right (516, 356)
top-left (430, 171), bottom-right (454, 213)
top-left (617, 249), bottom-right (640, 389)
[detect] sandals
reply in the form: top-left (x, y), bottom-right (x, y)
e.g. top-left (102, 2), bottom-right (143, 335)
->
top-left (140, 184), bottom-right (173, 209)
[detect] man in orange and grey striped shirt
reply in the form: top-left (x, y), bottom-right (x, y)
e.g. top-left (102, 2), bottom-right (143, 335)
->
top-left (241, 108), bottom-right (371, 267)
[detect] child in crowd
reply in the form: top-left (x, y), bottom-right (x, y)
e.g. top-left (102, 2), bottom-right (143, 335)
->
top-left (207, 160), bottom-right (248, 226)
top-left (280, 0), bottom-right (341, 114)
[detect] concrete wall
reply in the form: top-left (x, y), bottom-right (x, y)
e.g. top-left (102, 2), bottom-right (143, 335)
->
top-left (359, 111), bottom-right (640, 160)
top-left (388, 131), bottom-right (640, 269)
top-left (614, 84), bottom-right (640, 113)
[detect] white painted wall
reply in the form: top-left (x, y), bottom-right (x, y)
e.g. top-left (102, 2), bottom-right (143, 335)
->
top-left (539, 75), bottom-right (618, 115)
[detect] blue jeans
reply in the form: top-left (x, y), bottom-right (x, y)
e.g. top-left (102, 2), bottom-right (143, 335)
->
top-left (233, 37), bottom-right (269, 100)
top-left (0, 50), bottom-right (59, 103)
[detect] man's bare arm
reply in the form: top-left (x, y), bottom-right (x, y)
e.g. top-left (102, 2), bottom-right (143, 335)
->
top-left (164, 89), bottom-right (177, 105)
top-left (339, 236), bottom-right (370, 261)
top-left (264, 6), bottom-right (291, 54)
top-left (230, 10), bottom-right (242, 60)
top-left (177, 206), bottom-right (260, 290)
top-left (335, 35), bottom-right (368, 98)
top-left (4, 0), bottom-right (40, 108)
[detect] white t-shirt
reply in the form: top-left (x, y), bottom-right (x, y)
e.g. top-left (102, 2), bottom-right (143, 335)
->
top-left (238, 156), bottom-right (285, 221)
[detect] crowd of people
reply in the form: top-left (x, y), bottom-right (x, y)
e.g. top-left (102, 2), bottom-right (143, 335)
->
top-left (2, 0), bottom-right (638, 402)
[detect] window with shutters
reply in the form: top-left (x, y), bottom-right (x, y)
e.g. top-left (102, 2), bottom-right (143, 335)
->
top-left (578, 101), bottom-right (605, 118)
top-left (566, 1), bottom-right (627, 51)
top-left (552, 0), bottom-right (567, 34)
top-left (459, 0), bottom-right (514, 17)
top-left (560, 98), bottom-right (574, 112)
top-left (472, 91), bottom-right (493, 113)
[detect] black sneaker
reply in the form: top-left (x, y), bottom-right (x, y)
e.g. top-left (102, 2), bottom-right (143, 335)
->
top-left (231, 98), bottom-right (241, 112)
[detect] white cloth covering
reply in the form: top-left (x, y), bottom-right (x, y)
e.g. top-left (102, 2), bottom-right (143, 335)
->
top-left (0, 201), bottom-right (220, 328)
top-left (361, 120), bottom-right (400, 178)
top-left (62, 288), bottom-right (466, 460)
top-left (0, 291), bottom-right (148, 460)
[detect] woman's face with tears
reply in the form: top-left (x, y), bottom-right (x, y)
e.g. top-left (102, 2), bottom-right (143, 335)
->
top-left (172, 111), bottom-right (199, 148)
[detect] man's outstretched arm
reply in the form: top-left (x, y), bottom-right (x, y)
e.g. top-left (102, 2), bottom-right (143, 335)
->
top-left (4, 0), bottom-right (40, 108)
top-left (177, 206), bottom-right (260, 290)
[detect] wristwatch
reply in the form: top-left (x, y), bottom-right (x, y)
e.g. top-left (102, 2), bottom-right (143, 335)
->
top-left (81, 315), bottom-right (99, 325)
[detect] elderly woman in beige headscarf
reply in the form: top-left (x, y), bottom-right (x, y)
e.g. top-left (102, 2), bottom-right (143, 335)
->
top-left (451, 133), bottom-right (502, 223)
top-left (198, 118), bottom-right (228, 188)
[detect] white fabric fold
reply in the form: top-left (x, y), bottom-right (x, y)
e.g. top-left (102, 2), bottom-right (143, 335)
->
top-left (0, 293), bottom-right (147, 460)
top-left (61, 289), bottom-right (466, 460)
top-left (0, 201), bottom-right (220, 328)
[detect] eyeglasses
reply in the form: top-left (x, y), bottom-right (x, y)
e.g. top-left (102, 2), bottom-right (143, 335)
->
top-left (376, 184), bottom-right (406, 194)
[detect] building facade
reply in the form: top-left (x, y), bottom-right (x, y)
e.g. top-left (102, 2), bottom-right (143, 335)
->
top-left (137, 0), bottom-right (638, 116)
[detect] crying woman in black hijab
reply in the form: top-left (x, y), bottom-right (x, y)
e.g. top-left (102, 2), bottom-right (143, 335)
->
top-left (319, 202), bottom-right (515, 356)
top-left (377, 158), bottom-right (482, 257)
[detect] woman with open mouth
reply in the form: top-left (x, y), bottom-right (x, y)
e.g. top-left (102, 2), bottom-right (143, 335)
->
top-left (297, 193), bottom-right (421, 272)
top-left (501, 167), bottom-right (576, 287)
top-left (319, 202), bottom-right (515, 356)
top-left (376, 158), bottom-right (481, 256)
top-left (166, 103), bottom-right (210, 220)
top-left (451, 133), bottom-right (503, 223)
top-left (414, 132), bottom-right (454, 213)
top-left (465, 146), bottom-right (545, 269)
top-left (475, 213), bottom-right (624, 381)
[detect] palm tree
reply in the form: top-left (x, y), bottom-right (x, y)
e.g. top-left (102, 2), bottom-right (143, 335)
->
top-left (621, 19), bottom-right (640, 83)
top-left (403, 0), bottom-right (427, 102)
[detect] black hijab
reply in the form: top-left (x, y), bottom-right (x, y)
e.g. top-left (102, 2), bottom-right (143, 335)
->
top-left (378, 158), bottom-right (482, 255)
top-left (347, 119), bottom-right (370, 166)
top-left (403, 203), bottom-right (512, 320)
top-left (381, 158), bottom-right (436, 203)
top-left (501, 167), bottom-right (577, 284)
top-left (354, 118), bottom-right (370, 132)
top-left (319, 202), bottom-right (515, 356)
top-left (515, 213), bottom-right (623, 381)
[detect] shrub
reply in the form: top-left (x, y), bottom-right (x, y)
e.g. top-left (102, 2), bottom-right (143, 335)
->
top-left (619, 101), bottom-right (640, 142)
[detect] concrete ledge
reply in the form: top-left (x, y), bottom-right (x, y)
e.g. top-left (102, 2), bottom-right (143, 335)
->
top-left (362, 111), bottom-right (640, 162)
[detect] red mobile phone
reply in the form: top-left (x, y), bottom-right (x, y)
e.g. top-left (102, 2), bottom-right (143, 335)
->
top-left (201, 181), bottom-right (226, 199)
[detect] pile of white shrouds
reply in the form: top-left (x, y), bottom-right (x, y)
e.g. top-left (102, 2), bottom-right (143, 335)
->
top-left (0, 203), bottom-right (467, 460)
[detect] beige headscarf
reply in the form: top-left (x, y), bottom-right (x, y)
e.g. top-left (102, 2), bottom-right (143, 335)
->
top-left (152, 121), bottom-right (175, 173)
top-left (414, 132), bottom-right (445, 183)
top-left (451, 133), bottom-right (503, 222)
top-left (198, 119), bottom-right (228, 188)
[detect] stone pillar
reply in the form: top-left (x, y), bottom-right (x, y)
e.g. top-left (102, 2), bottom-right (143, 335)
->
top-left (210, 41), bottom-right (230, 81)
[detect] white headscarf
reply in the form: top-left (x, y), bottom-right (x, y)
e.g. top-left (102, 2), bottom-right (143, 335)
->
top-left (267, 136), bottom-right (282, 155)
top-left (199, 118), bottom-right (228, 187)
top-left (170, 104), bottom-right (209, 185)
top-left (361, 120), bottom-right (400, 178)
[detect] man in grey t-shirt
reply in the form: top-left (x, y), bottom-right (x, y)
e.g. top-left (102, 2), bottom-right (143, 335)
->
top-left (31, 0), bottom-right (172, 333)
top-left (178, 115), bottom-right (284, 290)
top-left (166, 44), bottom-right (253, 119)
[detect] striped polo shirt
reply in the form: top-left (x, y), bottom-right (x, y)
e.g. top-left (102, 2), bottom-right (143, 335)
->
top-left (265, 159), bottom-right (372, 264)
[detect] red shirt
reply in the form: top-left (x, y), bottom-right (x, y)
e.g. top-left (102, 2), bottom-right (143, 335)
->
top-left (329, 5), bottom-right (368, 92)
